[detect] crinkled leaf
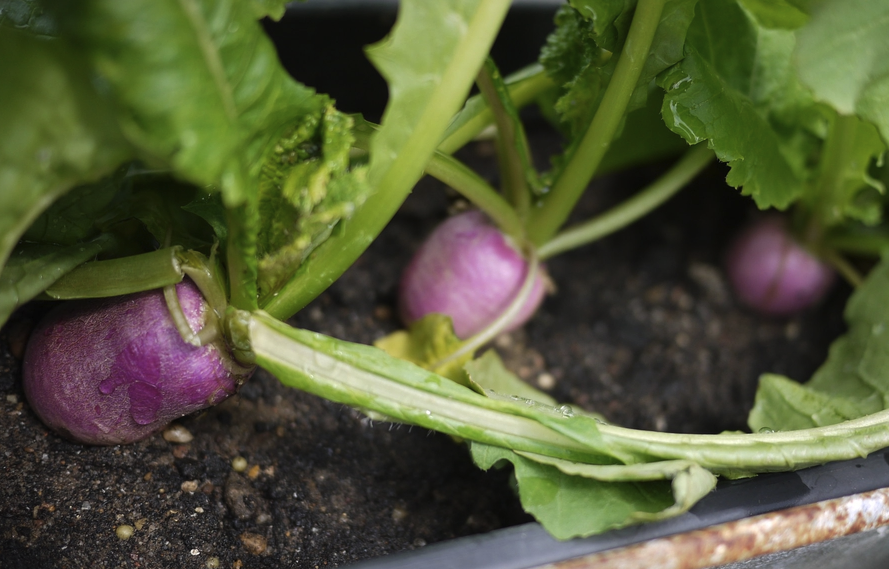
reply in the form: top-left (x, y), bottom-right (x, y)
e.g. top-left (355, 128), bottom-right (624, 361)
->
top-left (470, 443), bottom-right (715, 540)
top-left (540, 0), bottom-right (698, 176)
top-left (539, 5), bottom-right (612, 139)
top-left (794, 0), bottom-right (889, 146)
top-left (60, 0), bottom-right (321, 207)
top-left (0, 235), bottom-right (113, 324)
top-left (255, 106), bottom-right (368, 298)
top-left (465, 350), bottom-right (558, 406)
top-left (749, 256), bottom-right (889, 431)
top-left (660, 0), bottom-right (817, 209)
top-left (0, 29), bottom-right (132, 298)
top-left (374, 313), bottom-right (471, 385)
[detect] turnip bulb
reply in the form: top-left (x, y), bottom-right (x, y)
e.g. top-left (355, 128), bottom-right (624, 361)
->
top-left (22, 279), bottom-right (253, 445)
top-left (725, 216), bottom-right (835, 316)
top-left (398, 210), bottom-right (547, 339)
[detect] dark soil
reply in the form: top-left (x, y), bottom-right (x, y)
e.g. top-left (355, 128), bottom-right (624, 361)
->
top-left (0, 127), bottom-right (849, 568)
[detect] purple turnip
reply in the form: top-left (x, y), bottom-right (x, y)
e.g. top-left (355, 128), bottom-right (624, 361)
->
top-left (398, 210), bottom-right (546, 339)
top-left (725, 216), bottom-right (835, 316)
top-left (22, 279), bottom-right (252, 445)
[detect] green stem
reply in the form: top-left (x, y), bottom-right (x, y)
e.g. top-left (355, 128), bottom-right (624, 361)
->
top-left (249, 312), bottom-right (889, 475)
top-left (475, 58), bottom-right (532, 218)
top-left (424, 151), bottom-right (525, 242)
top-left (823, 228), bottom-right (889, 257)
top-left (163, 284), bottom-right (220, 346)
top-left (262, 0), bottom-right (512, 321)
top-left (225, 199), bottom-right (259, 312)
top-left (43, 245), bottom-right (184, 299)
top-left (821, 248), bottom-right (864, 288)
top-left (249, 312), bottom-right (599, 463)
top-left (527, 0), bottom-right (667, 246)
top-left (433, 251), bottom-right (540, 369)
top-left (595, 410), bottom-right (889, 473)
top-left (538, 144), bottom-right (713, 259)
top-left (438, 64), bottom-right (556, 156)
top-left (805, 114), bottom-right (859, 239)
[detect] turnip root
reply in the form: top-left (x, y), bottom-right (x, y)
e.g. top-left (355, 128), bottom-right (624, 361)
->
top-left (22, 279), bottom-right (252, 445)
top-left (726, 216), bottom-right (835, 316)
top-left (398, 210), bottom-right (546, 339)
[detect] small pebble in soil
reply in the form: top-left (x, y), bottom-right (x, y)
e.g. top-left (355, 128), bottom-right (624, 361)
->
top-left (239, 532), bottom-right (268, 555)
top-left (163, 424), bottom-right (194, 443)
top-left (206, 558), bottom-right (220, 569)
top-left (115, 525), bottom-right (134, 540)
top-left (537, 372), bottom-right (556, 390)
top-left (181, 480), bottom-right (199, 493)
top-left (391, 505), bottom-right (408, 522)
top-left (231, 456), bottom-right (248, 472)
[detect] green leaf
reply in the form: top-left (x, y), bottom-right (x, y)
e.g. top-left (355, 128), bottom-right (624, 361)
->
top-left (597, 83), bottom-right (688, 174)
top-left (0, 29), bottom-right (132, 291)
top-left (736, 0), bottom-right (808, 29)
top-left (794, 0), bottom-right (889, 146)
top-left (21, 165), bottom-right (129, 246)
top-left (541, 0), bottom-right (698, 140)
top-left (470, 443), bottom-right (715, 539)
top-left (248, 0), bottom-right (289, 21)
top-left (61, 0), bottom-right (321, 207)
top-left (660, 0), bottom-right (818, 209)
top-left (748, 374), bottom-right (874, 432)
top-left (374, 314), bottom-right (472, 385)
top-left (255, 105), bottom-right (369, 300)
top-left (0, 235), bottom-right (114, 325)
top-left (807, 113), bottom-right (887, 228)
top-left (465, 350), bottom-right (558, 406)
top-left (749, 256), bottom-right (889, 431)
top-left (125, 181), bottom-right (218, 252)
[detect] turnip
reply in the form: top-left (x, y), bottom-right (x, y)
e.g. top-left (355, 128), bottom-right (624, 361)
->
top-left (398, 210), bottom-right (546, 339)
top-left (725, 216), bottom-right (835, 316)
top-left (22, 279), bottom-right (253, 445)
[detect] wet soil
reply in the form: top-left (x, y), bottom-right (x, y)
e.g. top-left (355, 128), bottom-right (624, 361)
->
top-left (0, 130), bottom-right (849, 568)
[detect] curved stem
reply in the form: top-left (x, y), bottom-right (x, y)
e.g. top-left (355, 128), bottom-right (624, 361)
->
top-left (595, 408), bottom-right (889, 472)
top-left (251, 312), bottom-right (889, 475)
top-left (527, 0), bottom-right (668, 246)
top-left (424, 151), bottom-right (526, 243)
top-left (821, 248), bottom-right (864, 288)
top-left (438, 64), bottom-right (556, 156)
top-left (538, 144), bottom-right (713, 259)
top-left (433, 250), bottom-right (540, 369)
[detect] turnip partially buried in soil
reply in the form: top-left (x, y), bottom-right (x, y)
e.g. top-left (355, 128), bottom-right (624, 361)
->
top-left (726, 217), bottom-right (836, 316)
top-left (398, 210), bottom-right (547, 339)
top-left (22, 279), bottom-right (253, 445)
